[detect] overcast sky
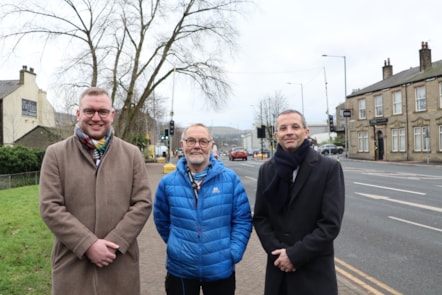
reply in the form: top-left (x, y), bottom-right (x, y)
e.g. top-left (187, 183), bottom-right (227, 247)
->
top-left (2, 0), bottom-right (442, 131)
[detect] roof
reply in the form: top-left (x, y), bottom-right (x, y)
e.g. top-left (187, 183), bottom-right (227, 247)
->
top-left (0, 79), bottom-right (20, 99)
top-left (348, 60), bottom-right (442, 98)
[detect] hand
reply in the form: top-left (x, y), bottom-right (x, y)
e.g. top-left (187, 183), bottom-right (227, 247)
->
top-left (86, 239), bottom-right (119, 268)
top-left (272, 248), bottom-right (296, 272)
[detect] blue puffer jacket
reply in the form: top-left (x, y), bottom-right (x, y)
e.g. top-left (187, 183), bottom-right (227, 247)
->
top-left (154, 156), bottom-right (252, 281)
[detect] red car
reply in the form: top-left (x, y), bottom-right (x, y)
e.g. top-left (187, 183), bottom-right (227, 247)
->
top-left (229, 147), bottom-right (248, 161)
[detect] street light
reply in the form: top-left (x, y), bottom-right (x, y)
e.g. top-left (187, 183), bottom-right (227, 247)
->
top-left (322, 54), bottom-right (348, 157)
top-left (287, 82), bottom-right (304, 114)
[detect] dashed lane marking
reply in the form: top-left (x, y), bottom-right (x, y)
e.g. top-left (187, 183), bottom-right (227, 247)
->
top-left (354, 182), bottom-right (425, 195)
top-left (356, 192), bottom-right (442, 213)
top-left (388, 216), bottom-right (442, 233)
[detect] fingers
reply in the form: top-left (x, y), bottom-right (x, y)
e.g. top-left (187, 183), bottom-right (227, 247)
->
top-left (272, 248), bottom-right (296, 272)
top-left (104, 240), bottom-right (120, 250)
top-left (87, 239), bottom-right (120, 267)
top-left (271, 249), bottom-right (283, 256)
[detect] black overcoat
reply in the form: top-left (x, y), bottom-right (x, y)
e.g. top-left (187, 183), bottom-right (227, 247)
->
top-left (253, 148), bottom-right (345, 295)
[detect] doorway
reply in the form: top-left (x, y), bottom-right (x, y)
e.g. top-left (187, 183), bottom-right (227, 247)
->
top-left (377, 131), bottom-right (384, 160)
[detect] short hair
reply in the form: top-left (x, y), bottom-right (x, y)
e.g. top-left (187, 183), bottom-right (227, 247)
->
top-left (79, 87), bottom-right (110, 102)
top-left (275, 109), bottom-right (308, 129)
top-left (181, 123), bottom-right (212, 140)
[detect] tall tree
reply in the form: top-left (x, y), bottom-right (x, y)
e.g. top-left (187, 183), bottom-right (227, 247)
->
top-left (0, 0), bottom-right (251, 139)
top-left (256, 91), bottom-right (289, 148)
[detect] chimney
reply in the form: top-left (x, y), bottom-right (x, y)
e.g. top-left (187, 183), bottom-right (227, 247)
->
top-left (382, 58), bottom-right (393, 79)
top-left (19, 65), bottom-right (27, 84)
top-left (419, 41), bottom-right (432, 71)
top-left (19, 65), bottom-right (36, 85)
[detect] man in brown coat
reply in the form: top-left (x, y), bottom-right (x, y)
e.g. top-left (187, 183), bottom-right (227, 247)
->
top-left (39, 87), bottom-right (152, 295)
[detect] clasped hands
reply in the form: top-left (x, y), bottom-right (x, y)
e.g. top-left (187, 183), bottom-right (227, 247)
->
top-left (272, 248), bottom-right (296, 273)
top-left (86, 239), bottom-right (119, 268)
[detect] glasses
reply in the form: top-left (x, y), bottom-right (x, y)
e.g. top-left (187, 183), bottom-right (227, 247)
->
top-left (183, 138), bottom-right (212, 148)
top-left (82, 108), bottom-right (112, 118)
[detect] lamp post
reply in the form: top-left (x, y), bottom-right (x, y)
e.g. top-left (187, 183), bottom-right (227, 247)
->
top-left (168, 66), bottom-right (176, 163)
top-left (322, 54), bottom-right (348, 157)
top-left (287, 82), bottom-right (304, 114)
top-left (323, 68), bottom-right (332, 149)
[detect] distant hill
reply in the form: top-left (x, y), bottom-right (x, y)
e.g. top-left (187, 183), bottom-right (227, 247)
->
top-left (208, 126), bottom-right (249, 135)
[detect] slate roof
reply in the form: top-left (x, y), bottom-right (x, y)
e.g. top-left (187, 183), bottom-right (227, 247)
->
top-left (0, 79), bottom-right (20, 99)
top-left (348, 60), bottom-right (442, 98)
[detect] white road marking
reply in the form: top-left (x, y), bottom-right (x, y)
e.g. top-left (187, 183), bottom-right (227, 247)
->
top-left (388, 216), bottom-right (442, 233)
top-left (245, 176), bottom-right (257, 181)
top-left (354, 182), bottom-right (426, 195)
top-left (356, 192), bottom-right (442, 213)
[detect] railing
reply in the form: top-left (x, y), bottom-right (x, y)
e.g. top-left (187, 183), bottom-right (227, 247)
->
top-left (0, 171), bottom-right (40, 190)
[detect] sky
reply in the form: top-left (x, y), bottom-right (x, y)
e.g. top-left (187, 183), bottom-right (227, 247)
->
top-left (2, 0), bottom-right (442, 131)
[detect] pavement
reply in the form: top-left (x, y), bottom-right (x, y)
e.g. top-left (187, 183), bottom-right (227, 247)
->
top-left (138, 162), bottom-right (370, 294)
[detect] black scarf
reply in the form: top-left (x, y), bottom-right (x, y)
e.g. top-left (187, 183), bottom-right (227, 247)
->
top-left (263, 139), bottom-right (311, 212)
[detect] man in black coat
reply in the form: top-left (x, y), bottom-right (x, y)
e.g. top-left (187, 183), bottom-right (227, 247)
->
top-left (253, 109), bottom-right (345, 295)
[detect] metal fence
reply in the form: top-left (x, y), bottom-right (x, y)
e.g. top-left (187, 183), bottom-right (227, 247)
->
top-left (0, 171), bottom-right (40, 190)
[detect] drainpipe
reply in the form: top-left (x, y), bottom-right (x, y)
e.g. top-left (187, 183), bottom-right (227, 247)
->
top-left (404, 83), bottom-right (410, 161)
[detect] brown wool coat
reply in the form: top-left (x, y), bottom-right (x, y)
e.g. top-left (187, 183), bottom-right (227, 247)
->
top-left (39, 135), bottom-right (152, 295)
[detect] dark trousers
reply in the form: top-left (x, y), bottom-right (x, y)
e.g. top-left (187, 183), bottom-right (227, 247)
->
top-left (165, 272), bottom-right (235, 295)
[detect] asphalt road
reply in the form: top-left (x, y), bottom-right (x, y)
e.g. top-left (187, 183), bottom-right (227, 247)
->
top-left (221, 156), bottom-right (442, 295)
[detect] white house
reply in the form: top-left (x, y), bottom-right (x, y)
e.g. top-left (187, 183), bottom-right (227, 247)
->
top-left (0, 66), bottom-right (56, 146)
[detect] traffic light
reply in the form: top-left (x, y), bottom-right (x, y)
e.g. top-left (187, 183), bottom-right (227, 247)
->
top-left (257, 125), bottom-right (266, 138)
top-left (165, 128), bottom-right (169, 137)
top-left (169, 120), bottom-right (175, 135)
top-left (328, 115), bottom-right (335, 132)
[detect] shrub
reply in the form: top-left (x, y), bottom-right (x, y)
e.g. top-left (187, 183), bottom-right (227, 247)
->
top-left (0, 146), bottom-right (44, 174)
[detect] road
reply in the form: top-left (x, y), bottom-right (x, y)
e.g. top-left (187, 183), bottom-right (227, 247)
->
top-left (221, 156), bottom-right (442, 295)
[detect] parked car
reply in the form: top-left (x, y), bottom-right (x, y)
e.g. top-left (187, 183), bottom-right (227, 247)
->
top-left (176, 148), bottom-right (184, 159)
top-left (212, 144), bottom-right (219, 160)
top-left (229, 147), bottom-right (248, 161)
top-left (318, 144), bottom-right (344, 155)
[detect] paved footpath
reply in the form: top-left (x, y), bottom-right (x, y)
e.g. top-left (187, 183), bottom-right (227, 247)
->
top-left (139, 163), bottom-right (369, 294)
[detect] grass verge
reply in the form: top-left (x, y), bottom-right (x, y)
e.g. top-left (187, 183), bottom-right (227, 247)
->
top-left (0, 185), bottom-right (52, 295)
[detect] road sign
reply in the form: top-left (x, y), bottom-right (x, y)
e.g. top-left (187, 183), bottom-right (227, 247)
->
top-left (343, 109), bottom-right (352, 117)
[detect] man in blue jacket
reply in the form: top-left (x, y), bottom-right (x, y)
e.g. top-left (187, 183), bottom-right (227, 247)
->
top-left (154, 123), bottom-right (252, 295)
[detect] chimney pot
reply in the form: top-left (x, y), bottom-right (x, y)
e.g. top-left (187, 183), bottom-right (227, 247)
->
top-left (382, 58), bottom-right (393, 80)
top-left (419, 41), bottom-right (432, 71)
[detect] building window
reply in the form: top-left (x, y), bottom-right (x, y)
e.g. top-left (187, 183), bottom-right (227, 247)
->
top-left (439, 82), bottom-right (442, 108)
top-left (357, 131), bottom-right (369, 152)
top-left (375, 95), bottom-right (383, 117)
top-left (439, 125), bottom-right (442, 151)
top-left (414, 126), bottom-right (429, 152)
top-left (392, 91), bottom-right (402, 115)
top-left (359, 99), bottom-right (366, 119)
top-left (22, 99), bottom-right (37, 117)
top-left (415, 86), bottom-right (426, 111)
top-left (392, 128), bottom-right (405, 152)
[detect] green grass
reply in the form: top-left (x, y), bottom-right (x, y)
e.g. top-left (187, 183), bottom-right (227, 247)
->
top-left (0, 185), bottom-right (52, 295)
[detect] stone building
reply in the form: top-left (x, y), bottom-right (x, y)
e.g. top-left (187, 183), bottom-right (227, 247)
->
top-left (342, 42), bottom-right (442, 163)
top-left (0, 66), bottom-right (57, 148)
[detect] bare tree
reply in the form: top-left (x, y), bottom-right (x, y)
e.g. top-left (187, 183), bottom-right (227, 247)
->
top-left (257, 91), bottom-right (289, 148)
top-left (0, 0), bottom-right (251, 139)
